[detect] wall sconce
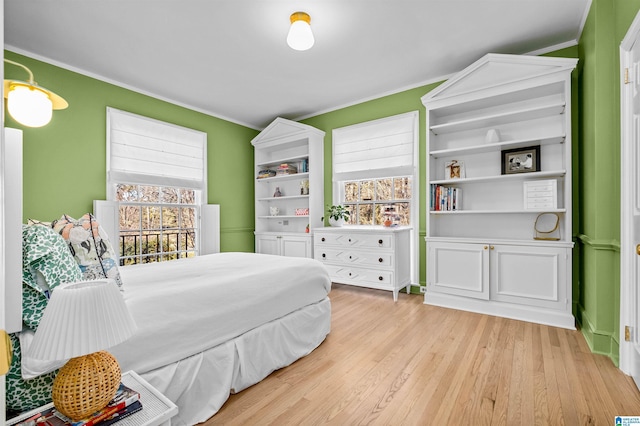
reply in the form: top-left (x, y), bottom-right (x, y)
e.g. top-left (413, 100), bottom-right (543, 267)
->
top-left (4, 58), bottom-right (68, 127)
top-left (287, 11), bottom-right (314, 51)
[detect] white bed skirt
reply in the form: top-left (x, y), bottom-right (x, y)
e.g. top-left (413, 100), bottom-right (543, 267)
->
top-left (138, 297), bottom-right (331, 425)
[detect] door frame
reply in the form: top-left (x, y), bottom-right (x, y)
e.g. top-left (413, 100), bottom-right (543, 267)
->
top-left (619, 10), bottom-right (640, 377)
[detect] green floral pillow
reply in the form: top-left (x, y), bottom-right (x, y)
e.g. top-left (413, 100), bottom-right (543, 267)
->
top-left (6, 224), bottom-right (83, 412)
top-left (52, 213), bottom-right (123, 290)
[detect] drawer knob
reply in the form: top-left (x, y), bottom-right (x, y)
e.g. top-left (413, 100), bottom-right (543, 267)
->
top-left (349, 255), bottom-right (352, 259)
top-left (348, 238), bottom-right (352, 242)
top-left (321, 237), bottom-right (325, 242)
top-left (378, 257), bottom-right (383, 263)
top-left (349, 272), bottom-right (352, 276)
top-left (322, 253), bottom-right (326, 258)
top-left (378, 239), bottom-right (383, 244)
top-left (378, 276), bottom-right (383, 281)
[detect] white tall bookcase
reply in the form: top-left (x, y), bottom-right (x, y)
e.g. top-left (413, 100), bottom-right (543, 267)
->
top-left (252, 117), bottom-right (325, 258)
top-left (422, 54), bottom-right (578, 329)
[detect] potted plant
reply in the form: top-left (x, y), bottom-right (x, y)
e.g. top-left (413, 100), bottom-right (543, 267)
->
top-left (327, 205), bottom-right (350, 227)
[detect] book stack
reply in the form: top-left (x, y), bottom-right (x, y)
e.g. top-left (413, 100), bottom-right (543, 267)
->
top-left (430, 184), bottom-right (461, 211)
top-left (276, 163), bottom-right (297, 176)
top-left (16, 383), bottom-right (141, 426)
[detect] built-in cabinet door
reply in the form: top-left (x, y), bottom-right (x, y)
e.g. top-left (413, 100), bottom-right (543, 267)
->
top-left (490, 244), bottom-right (568, 310)
top-left (281, 236), bottom-right (311, 258)
top-left (256, 233), bottom-right (311, 257)
top-left (428, 241), bottom-right (489, 300)
top-left (256, 234), bottom-right (279, 256)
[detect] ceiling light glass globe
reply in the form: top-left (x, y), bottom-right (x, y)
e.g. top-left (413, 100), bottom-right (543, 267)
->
top-left (7, 85), bottom-right (53, 127)
top-left (287, 20), bottom-right (314, 51)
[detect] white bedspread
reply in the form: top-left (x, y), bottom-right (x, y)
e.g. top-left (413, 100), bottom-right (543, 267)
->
top-left (110, 252), bottom-right (331, 374)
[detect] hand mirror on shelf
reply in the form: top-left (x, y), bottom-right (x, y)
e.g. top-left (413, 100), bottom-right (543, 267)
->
top-left (534, 213), bottom-right (560, 241)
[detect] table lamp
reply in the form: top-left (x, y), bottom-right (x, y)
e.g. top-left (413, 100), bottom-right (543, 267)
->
top-left (28, 279), bottom-right (137, 420)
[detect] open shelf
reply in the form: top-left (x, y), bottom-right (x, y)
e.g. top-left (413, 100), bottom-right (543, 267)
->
top-left (429, 135), bottom-right (565, 158)
top-left (429, 101), bottom-right (565, 135)
top-left (429, 208), bottom-right (567, 215)
top-left (258, 195), bottom-right (310, 202)
top-left (257, 154), bottom-right (309, 169)
top-left (256, 172), bottom-right (310, 183)
top-left (430, 170), bottom-right (566, 185)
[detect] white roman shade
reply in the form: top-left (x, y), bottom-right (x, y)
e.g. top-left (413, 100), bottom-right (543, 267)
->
top-left (107, 107), bottom-right (207, 190)
top-left (332, 111), bottom-right (418, 181)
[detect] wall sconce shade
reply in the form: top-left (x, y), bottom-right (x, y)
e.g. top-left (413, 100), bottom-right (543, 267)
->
top-left (287, 11), bottom-right (314, 51)
top-left (3, 59), bottom-right (68, 127)
top-left (28, 279), bottom-right (137, 420)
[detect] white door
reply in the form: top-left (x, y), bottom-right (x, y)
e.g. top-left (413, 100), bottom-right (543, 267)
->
top-left (621, 11), bottom-right (640, 385)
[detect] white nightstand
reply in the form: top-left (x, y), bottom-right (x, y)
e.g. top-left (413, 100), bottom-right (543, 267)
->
top-left (8, 370), bottom-right (178, 426)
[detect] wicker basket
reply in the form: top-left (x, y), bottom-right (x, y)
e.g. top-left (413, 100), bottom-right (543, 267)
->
top-left (52, 351), bottom-right (121, 420)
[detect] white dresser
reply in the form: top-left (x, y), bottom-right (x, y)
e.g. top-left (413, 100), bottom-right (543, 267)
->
top-left (313, 226), bottom-right (412, 301)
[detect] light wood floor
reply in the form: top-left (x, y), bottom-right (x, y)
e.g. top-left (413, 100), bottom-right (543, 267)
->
top-left (203, 284), bottom-right (640, 425)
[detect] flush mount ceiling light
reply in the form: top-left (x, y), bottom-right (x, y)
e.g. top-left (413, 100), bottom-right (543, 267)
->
top-left (3, 58), bottom-right (68, 127)
top-left (287, 11), bottom-right (314, 51)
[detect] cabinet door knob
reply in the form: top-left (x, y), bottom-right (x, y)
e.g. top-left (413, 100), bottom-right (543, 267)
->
top-left (321, 237), bottom-right (325, 242)
top-left (378, 276), bottom-right (383, 281)
top-left (490, 246), bottom-right (495, 250)
top-left (322, 253), bottom-right (326, 258)
top-left (349, 255), bottom-right (352, 259)
top-left (349, 272), bottom-right (352, 276)
top-left (484, 246), bottom-right (488, 250)
top-left (378, 239), bottom-right (383, 244)
top-left (378, 258), bottom-right (383, 263)
top-left (348, 238), bottom-right (352, 242)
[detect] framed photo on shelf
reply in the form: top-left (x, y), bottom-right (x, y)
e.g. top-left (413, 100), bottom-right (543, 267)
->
top-left (501, 145), bottom-right (540, 175)
top-left (445, 160), bottom-right (465, 180)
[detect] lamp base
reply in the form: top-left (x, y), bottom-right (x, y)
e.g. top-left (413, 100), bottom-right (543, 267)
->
top-left (52, 350), bottom-right (121, 421)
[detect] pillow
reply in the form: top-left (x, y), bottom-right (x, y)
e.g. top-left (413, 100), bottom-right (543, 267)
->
top-left (19, 326), bottom-right (66, 379)
top-left (27, 218), bottom-right (52, 227)
top-left (22, 224), bottom-right (83, 329)
top-left (52, 213), bottom-right (124, 290)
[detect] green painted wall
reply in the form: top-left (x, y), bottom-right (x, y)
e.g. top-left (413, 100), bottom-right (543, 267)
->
top-left (4, 50), bottom-right (258, 253)
top-left (575, 0), bottom-right (640, 366)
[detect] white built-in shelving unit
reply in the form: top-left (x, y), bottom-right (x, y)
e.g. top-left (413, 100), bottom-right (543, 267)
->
top-left (422, 53), bottom-right (578, 329)
top-left (251, 118), bottom-right (324, 258)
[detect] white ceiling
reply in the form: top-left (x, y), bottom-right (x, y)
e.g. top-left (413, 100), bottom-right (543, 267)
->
top-left (4, 1), bottom-right (591, 130)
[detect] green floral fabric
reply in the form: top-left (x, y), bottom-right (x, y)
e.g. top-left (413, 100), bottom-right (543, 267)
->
top-left (6, 224), bottom-right (83, 412)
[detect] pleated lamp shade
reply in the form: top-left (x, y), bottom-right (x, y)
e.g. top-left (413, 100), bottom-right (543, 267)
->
top-left (28, 279), bottom-right (138, 420)
top-left (29, 279), bottom-right (137, 362)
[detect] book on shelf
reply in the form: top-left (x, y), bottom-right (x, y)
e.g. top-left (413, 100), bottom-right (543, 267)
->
top-left (16, 382), bottom-right (141, 426)
top-left (430, 184), bottom-right (461, 211)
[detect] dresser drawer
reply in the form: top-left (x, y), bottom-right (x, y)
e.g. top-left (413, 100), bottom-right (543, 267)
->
top-left (315, 232), bottom-right (392, 249)
top-left (315, 248), bottom-right (393, 267)
top-left (324, 264), bottom-right (394, 287)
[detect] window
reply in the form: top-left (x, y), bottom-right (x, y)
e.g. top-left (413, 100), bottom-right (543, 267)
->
top-left (105, 108), bottom-right (208, 265)
top-left (116, 184), bottom-right (198, 265)
top-left (343, 177), bottom-right (412, 226)
top-left (333, 111), bottom-right (419, 283)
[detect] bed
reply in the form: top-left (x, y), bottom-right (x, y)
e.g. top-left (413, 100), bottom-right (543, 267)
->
top-left (110, 252), bottom-right (332, 425)
top-left (8, 220), bottom-right (331, 426)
